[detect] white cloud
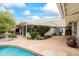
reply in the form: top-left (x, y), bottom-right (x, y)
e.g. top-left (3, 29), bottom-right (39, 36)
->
top-left (43, 3), bottom-right (59, 14)
top-left (0, 7), bottom-right (6, 11)
top-left (0, 0), bottom-right (57, 3)
top-left (0, 3), bottom-right (4, 7)
top-left (0, 4), bottom-right (6, 11)
top-left (3, 3), bottom-right (26, 8)
top-left (13, 3), bottom-right (25, 7)
top-left (23, 10), bottom-right (30, 15)
top-left (27, 15), bottom-right (61, 21)
top-left (7, 10), bottom-right (14, 14)
top-left (0, 6), bottom-right (14, 14)
top-left (0, 6), bottom-right (14, 15)
top-left (31, 16), bottom-right (41, 20)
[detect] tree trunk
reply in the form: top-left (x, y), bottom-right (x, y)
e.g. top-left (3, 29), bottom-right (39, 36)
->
top-left (5, 31), bottom-right (8, 38)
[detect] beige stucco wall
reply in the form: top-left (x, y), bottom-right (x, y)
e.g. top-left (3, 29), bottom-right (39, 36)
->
top-left (65, 4), bottom-right (79, 15)
top-left (65, 13), bottom-right (79, 25)
top-left (77, 21), bottom-right (79, 38)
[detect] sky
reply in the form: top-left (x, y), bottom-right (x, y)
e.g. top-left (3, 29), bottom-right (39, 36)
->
top-left (0, 3), bottom-right (61, 23)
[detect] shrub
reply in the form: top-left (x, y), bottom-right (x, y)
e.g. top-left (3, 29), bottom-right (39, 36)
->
top-left (37, 26), bottom-right (50, 36)
top-left (0, 34), bottom-right (5, 38)
top-left (30, 32), bottom-right (38, 39)
top-left (0, 33), bottom-right (16, 39)
top-left (44, 36), bottom-right (51, 39)
top-left (8, 33), bottom-right (16, 38)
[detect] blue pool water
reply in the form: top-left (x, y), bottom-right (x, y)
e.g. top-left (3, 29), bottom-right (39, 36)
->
top-left (0, 46), bottom-right (38, 56)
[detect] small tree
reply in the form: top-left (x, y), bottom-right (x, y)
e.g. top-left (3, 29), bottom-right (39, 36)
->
top-left (0, 10), bottom-right (16, 33)
top-left (0, 10), bottom-right (16, 38)
top-left (0, 24), bottom-right (7, 33)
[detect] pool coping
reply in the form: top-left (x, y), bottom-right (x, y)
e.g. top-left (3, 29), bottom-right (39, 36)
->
top-left (0, 45), bottom-right (43, 56)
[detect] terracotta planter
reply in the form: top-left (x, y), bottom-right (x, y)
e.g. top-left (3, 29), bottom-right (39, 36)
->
top-left (66, 36), bottom-right (78, 48)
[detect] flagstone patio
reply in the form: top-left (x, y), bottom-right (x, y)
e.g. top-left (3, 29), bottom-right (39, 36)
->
top-left (0, 36), bottom-right (79, 56)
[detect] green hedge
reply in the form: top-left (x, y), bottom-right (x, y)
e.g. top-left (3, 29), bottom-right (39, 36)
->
top-left (8, 34), bottom-right (16, 38)
top-left (37, 26), bottom-right (50, 36)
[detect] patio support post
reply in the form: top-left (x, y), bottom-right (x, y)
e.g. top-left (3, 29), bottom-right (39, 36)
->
top-left (22, 26), bottom-right (23, 36)
top-left (22, 27), bottom-right (24, 36)
top-left (77, 21), bottom-right (79, 37)
top-left (26, 26), bottom-right (27, 37)
top-left (62, 27), bottom-right (65, 36)
top-left (72, 22), bottom-right (75, 36)
top-left (19, 27), bottom-right (21, 36)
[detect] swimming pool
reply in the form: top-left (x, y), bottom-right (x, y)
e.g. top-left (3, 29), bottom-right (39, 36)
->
top-left (0, 46), bottom-right (39, 56)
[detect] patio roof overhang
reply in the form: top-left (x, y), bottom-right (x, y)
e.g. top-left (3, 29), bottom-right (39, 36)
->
top-left (27, 19), bottom-right (66, 27)
top-left (17, 22), bottom-right (27, 27)
top-left (57, 3), bottom-right (79, 25)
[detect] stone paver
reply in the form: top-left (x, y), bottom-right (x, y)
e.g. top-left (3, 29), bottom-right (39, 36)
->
top-left (0, 36), bottom-right (79, 56)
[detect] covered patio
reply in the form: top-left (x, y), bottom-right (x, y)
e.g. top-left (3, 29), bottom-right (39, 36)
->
top-left (27, 19), bottom-right (67, 36)
top-left (15, 22), bottom-right (27, 37)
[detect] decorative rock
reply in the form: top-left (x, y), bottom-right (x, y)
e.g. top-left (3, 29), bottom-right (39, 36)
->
top-left (27, 32), bottom-right (31, 39)
top-left (36, 35), bottom-right (42, 40)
